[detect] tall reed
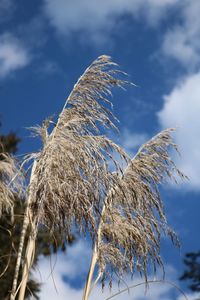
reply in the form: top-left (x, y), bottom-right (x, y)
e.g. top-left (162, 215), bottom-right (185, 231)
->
top-left (5, 55), bottom-right (185, 300)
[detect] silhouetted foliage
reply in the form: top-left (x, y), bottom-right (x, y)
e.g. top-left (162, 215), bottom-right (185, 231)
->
top-left (0, 126), bottom-right (20, 155)
top-left (180, 251), bottom-right (200, 292)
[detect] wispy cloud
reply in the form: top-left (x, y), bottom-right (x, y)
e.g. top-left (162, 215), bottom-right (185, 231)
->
top-left (158, 72), bottom-right (200, 190)
top-left (35, 61), bottom-right (61, 77)
top-left (43, 0), bottom-right (180, 45)
top-left (0, 0), bottom-right (15, 22)
top-left (161, 0), bottom-right (200, 70)
top-left (120, 128), bottom-right (148, 157)
top-left (0, 33), bottom-right (30, 79)
top-left (0, 14), bottom-right (51, 79)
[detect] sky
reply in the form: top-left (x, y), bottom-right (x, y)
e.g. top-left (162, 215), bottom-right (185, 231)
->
top-left (0, 0), bottom-right (200, 299)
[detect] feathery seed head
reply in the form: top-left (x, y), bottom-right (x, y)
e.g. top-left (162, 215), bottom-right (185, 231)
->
top-left (97, 128), bottom-right (185, 285)
top-left (0, 150), bottom-right (23, 219)
top-left (28, 55), bottom-right (130, 237)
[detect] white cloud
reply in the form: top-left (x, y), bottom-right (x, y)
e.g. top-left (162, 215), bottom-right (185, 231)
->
top-left (158, 72), bottom-right (200, 189)
top-left (34, 239), bottom-right (91, 281)
top-left (161, 0), bottom-right (200, 70)
top-left (35, 245), bottom-right (190, 300)
top-left (177, 293), bottom-right (200, 300)
top-left (0, 33), bottom-right (30, 79)
top-left (106, 128), bottom-right (148, 172)
top-left (33, 239), bottom-right (90, 299)
top-left (43, 0), bottom-right (179, 45)
top-left (120, 128), bottom-right (148, 157)
top-left (43, 0), bottom-right (200, 68)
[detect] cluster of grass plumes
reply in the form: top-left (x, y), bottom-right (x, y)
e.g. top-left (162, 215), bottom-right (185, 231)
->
top-left (97, 129), bottom-right (185, 287)
top-left (0, 150), bottom-right (22, 219)
top-left (9, 55), bottom-right (186, 300)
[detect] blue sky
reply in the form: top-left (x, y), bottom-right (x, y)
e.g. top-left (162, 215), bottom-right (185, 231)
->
top-left (1, 0), bottom-right (200, 299)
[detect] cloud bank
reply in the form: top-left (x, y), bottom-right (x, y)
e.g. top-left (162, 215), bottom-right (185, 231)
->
top-left (161, 0), bottom-right (200, 70)
top-left (158, 72), bottom-right (200, 190)
top-left (43, 0), bottom-right (179, 44)
top-left (43, 0), bottom-right (200, 70)
top-left (35, 239), bottom-right (197, 300)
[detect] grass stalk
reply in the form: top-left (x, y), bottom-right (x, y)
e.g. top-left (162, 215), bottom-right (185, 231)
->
top-left (10, 210), bottom-right (29, 300)
top-left (82, 244), bottom-right (98, 300)
top-left (105, 280), bottom-right (188, 300)
top-left (18, 218), bottom-right (36, 300)
top-left (82, 192), bottom-right (112, 300)
top-left (10, 161), bottom-right (37, 300)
